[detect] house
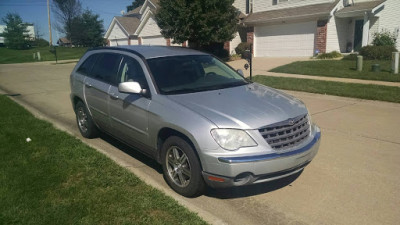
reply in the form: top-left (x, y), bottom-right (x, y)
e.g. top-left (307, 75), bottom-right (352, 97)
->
top-left (104, 0), bottom-right (249, 53)
top-left (244, 0), bottom-right (400, 57)
top-left (57, 37), bottom-right (72, 47)
top-left (105, 0), bottom-right (186, 47)
top-left (0, 23), bottom-right (35, 46)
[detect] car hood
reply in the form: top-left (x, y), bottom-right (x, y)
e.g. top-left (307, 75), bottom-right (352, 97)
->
top-left (167, 83), bottom-right (308, 129)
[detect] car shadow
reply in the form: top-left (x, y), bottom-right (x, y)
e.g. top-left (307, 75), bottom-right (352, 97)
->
top-left (98, 132), bottom-right (163, 174)
top-left (97, 132), bottom-right (302, 199)
top-left (205, 171), bottom-right (302, 199)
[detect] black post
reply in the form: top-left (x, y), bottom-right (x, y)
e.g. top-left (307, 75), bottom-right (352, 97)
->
top-left (54, 47), bottom-right (58, 64)
top-left (250, 44), bottom-right (253, 80)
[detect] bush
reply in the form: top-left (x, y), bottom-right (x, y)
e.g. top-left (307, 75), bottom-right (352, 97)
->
top-left (359, 45), bottom-right (398, 60)
top-left (317, 51), bottom-right (342, 59)
top-left (31, 38), bottom-right (49, 47)
top-left (235, 42), bottom-right (251, 57)
top-left (342, 53), bottom-right (358, 61)
top-left (372, 30), bottom-right (397, 47)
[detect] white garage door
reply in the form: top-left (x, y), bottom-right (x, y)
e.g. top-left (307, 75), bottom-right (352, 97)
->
top-left (255, 21), bottom-right (316, 57)
top-left (142, 36), bottom-right (166, 46)
top-left (110, 39), bottom-right (128, 46)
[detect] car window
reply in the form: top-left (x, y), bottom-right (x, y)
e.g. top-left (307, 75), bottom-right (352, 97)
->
top-left (118, 57), bottom-right (148, 89)
top-left (90, 53), bottom-right (122, 85)
top-left (76, 54), bottom-right (99, 76)
top-left (147, 55), bottom-right (248, 94)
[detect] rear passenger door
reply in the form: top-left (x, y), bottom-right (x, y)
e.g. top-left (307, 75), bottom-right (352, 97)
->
top-left (108, 55), bottom-right (152, 149)
top-left (84, 53), bottom-right (122, 130)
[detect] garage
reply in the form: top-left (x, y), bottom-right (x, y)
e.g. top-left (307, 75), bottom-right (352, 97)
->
top-left (109, 39), bottom-right (128, 46)
top-left (254, 21), bottom-right (317, 57)
top-left (142, 36), bottom-right (166, 46)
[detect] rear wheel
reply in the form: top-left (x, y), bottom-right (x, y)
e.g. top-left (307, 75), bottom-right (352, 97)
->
top-left (75, 101), bottom-right (99, 138)
top-left (161, 136), bottom-right (205, 197)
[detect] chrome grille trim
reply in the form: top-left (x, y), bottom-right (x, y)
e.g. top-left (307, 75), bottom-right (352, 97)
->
top-left (259, 114), bottom-right (310, 150)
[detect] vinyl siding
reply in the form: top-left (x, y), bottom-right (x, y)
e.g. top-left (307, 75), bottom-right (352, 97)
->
top-left (252, 0), bottom-right (333, 13)
top-left (108, 22), bottom-right (128, 40)
top-left (233, 0), bottom-right (247, 13)
top-left (139, 16), bottom-right (162, 37)
top-left (368, 17), bottom-right (379, 45)
top-left (327, 17), bottom-right (351, 52)
top-left (376, 0), bottom-right (400, 50)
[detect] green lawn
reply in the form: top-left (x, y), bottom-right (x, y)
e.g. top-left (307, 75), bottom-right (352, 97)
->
top-left (253, 75), bottom-right (400, 103)
top-left (0, 95), bottom-right (207, 225)
top-left (0, 46), bottom-right (88, 64)
top-left (270, 60), bottom-right (400, 82)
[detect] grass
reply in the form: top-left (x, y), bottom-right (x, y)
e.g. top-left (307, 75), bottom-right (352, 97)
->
top-left (253, 75), bottom-right (400, 103)
top-left (0, 46), bottom-right (88, 64)
top-left (0, 95), bottom-right (207, 225)
top-left (270, 60), bottom-right (400, 82)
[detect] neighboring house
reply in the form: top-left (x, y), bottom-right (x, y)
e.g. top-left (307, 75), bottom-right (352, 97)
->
top-left (244, 0), bottom-right (400, 57)
top-left (57, 37), bottom-right (72, 47)
top-left (105, 0), bottom-right (186, 47)
top-left (105, 0), bottom-right (249, 53)
top-left (0, 25), bottom-right (5, 46)
top-left (0, 23), bottom-right (35, 46)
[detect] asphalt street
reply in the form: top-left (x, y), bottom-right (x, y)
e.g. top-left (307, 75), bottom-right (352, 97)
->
top-left (1, 61), bottom-right (399, 225)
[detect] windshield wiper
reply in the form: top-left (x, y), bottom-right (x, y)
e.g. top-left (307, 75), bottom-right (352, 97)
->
top-left (163, 87), bottom-right (207, 95)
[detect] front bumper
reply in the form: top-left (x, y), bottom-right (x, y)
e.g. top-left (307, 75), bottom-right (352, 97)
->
top-left (201, 126), bottom-right (321, 188)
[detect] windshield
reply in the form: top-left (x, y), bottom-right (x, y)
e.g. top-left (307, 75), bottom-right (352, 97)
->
top-left (147, 55), bottom-right (249, 94)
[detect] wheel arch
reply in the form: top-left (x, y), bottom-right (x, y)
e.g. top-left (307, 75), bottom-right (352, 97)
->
top-left (156, 127), bottom-right (203, 169)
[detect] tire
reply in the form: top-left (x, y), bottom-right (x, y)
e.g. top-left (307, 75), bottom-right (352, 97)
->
top-left (161, 136), bottom-right (206, 197)
top-left (75, 101), bottom-right (99, 139)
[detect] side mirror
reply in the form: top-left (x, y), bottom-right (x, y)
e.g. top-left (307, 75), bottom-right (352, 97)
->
top-left (237, 69), bottom-right (244, 77)
top-left (118, 82), bottom-right (142, 94)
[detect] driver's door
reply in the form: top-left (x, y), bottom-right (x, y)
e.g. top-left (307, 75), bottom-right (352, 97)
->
top-left (108, 55), bottom-right (152, 149)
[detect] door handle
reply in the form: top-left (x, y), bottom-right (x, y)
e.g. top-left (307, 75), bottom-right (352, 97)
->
top-left (109, 93), bottom-right (119, 99)
top-left (85, 82), bottom-right (92, 88)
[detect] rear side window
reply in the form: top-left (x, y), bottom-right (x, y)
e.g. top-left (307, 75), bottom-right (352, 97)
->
top-left (90, 53), bottom-right (122, 85)
top-left (77, 54), bottom-right (98, 75)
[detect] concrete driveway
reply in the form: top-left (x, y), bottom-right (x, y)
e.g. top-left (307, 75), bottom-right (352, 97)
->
top-left (1, 61), bottom-right (399, 225)
top-left (228, 57), bottom-right (310, 77)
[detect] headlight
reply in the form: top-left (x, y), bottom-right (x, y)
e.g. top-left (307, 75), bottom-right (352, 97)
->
top-left (211, 129), bottom-right (257, 151)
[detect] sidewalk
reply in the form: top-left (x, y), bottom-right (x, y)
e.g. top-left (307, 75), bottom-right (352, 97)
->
top-left (227, 59), bottom-right (400, 87)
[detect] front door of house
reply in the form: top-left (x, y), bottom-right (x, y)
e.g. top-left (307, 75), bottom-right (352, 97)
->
top-left (354, 20), bottom-right (363, 52)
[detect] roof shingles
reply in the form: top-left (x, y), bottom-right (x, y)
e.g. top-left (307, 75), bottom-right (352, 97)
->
top-left (245, 0), bottom-right (339, 25)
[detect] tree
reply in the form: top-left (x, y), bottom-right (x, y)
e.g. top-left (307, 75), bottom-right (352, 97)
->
top-left (127, 0), bottom-right (145, 12)
top-left (155, 0), bottom-right (238, 48)
top-left (69, 10), bottom-right (105, 47)
top-left (53, 0), bottom-right (82, 43)
top-left (1, 13), bottom-right (30, 49)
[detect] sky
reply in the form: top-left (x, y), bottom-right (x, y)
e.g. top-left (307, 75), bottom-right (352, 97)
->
top-left (0, 0), bottom-right (133, 44)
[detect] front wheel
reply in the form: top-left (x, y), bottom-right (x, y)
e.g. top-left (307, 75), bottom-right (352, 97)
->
top-left (161, 136), bottom-right (206, 197)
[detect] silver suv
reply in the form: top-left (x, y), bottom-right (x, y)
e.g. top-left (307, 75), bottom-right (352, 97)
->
top-left (70, 46), bottom-right (321, 197)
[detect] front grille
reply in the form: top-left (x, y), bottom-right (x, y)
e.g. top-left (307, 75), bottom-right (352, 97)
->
top-left (259, 114), bottom-right (310, 150)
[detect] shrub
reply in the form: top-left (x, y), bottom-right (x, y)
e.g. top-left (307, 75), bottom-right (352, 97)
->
top-left (342, 53), bottom-right (358, 61)
top-left (317, 51), bottom-right (342, 59)
top-left (31, 38), bottom-right (49, 47)
top-left (235, 42), bottom-right (251, 57)
top-left (359, 45), bottom-right (398, 60)
top-left (372, 30), bottom-right (397, 47)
